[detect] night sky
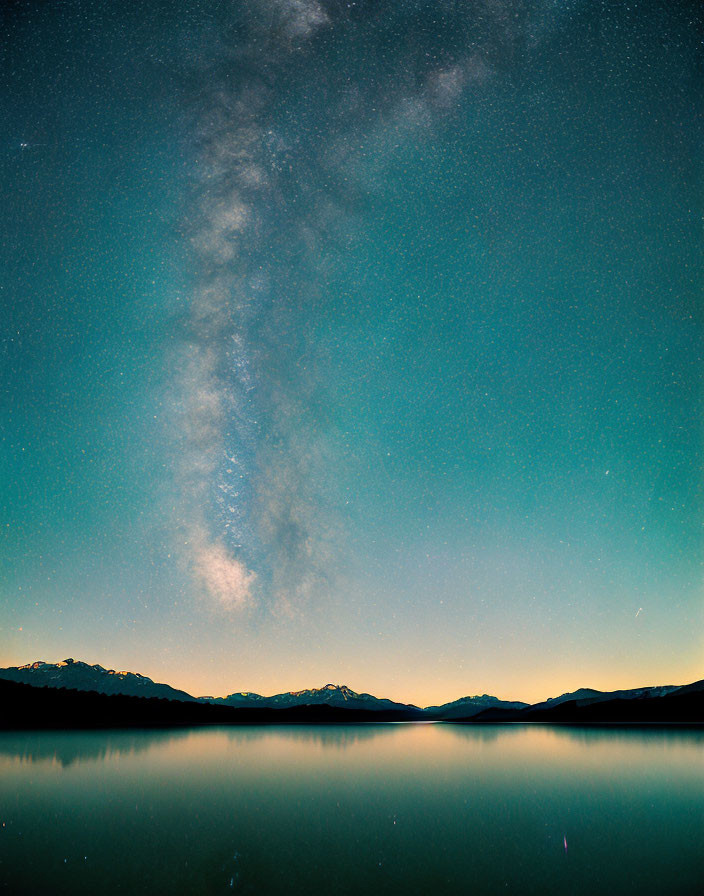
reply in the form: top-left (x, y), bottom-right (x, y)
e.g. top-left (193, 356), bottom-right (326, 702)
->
top-left (2, 0), bottom-right (702, 704)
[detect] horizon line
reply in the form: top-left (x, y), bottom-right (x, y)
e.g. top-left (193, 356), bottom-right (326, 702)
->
top-left (3, 656), bottom-right (699, 710)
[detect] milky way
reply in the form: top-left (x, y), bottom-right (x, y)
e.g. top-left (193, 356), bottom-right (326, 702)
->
top-left (176, 0), bottom-right (609, 616)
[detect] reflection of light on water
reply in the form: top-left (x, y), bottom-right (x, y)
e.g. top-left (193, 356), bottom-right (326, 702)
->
top-left (1, 725), bottom-right (703, 786)
top-left (0, 729), bottom-right (193, 769)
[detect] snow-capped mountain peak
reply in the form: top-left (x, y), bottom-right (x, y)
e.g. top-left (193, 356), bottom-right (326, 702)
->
top-left (0, 659), bottom-right (196, 703)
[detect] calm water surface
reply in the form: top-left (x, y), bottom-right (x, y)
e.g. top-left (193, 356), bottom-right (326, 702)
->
top-left (0, 724), bottom-right (702, 894)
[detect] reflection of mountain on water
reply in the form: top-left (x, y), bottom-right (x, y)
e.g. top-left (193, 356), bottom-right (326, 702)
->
top-left (0, 729), bottom-right (191, 768)
top-left (546, 724), bottom-right (704, 750)
top-left (0, 725), bottom-right (407, 766)
top-left (442, 724), bottom-right (524, 746)
top-left (445, 723), bottom-right (704, 756)
top-left (223, 722), bottom-right (403, 750)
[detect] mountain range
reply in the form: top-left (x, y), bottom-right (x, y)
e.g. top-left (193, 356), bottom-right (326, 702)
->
top-left (0, 659), bottom-right (701, 726)
top-left (0, 658), bottom-right (197, 703)
top-left (206, 682), bottom-right (417, 712)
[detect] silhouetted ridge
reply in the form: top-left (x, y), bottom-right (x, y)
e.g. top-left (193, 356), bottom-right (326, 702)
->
top-left (0, 679), bottom-right (424, 729)
top-left (0, 659), bottom-right (196, 702)
top-left (1, 659), bottom-right (702, 727)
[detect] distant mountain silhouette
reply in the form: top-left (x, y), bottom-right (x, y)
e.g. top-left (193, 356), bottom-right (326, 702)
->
top-left (0, 679), bottom-right (423, 729)
top-left (206, 683), bottom-right (418, 712)
top-left (0, 659), bottom-right (701, 727)
top-left (425, 695), bottom-right (529, 719)
top-left (459, 681), bottom-right (704, 726)
top-left (0, 659), bottom-right (197, 702)
top-left (528, 684), bottom-right (681, 712)
top-left (0, 661), bottom-right (534, 717)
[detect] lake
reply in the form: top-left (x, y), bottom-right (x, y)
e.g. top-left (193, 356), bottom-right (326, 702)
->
top-left (0, 724), bottom-right (702, 894)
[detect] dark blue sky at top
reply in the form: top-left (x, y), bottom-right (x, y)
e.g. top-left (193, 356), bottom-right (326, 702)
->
top-left (1, 1), bottom-right (702, 702)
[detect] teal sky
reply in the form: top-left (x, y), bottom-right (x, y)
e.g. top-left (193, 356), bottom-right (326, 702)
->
top-left (1, 1), bottom-right (702, 704)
